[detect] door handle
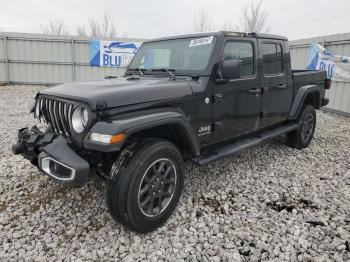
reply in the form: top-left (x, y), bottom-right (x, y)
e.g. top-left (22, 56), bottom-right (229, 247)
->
top-left (277, 84), bottom-right (287, 89)
top-left (248, 88), bottom-right (261, 95)
top-left (213, 93), bottom-right (223, 103)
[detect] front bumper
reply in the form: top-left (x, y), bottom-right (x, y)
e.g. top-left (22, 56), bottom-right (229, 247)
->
top-left (12, 127), bottom-right (89, 185)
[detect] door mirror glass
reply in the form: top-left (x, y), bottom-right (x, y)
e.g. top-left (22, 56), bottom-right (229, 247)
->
top-left (222, 59), bottom-right (242, 79)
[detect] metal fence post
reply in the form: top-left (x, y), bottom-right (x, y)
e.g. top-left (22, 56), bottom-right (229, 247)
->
top-left (71, 39), bottom-right (76, 81)
top-left (4, 36), bottom-right (10, 85)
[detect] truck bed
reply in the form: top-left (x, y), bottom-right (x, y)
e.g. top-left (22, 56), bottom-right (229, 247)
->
top-left (292, 69), bottom-right (326, 88)
top-left (291, 69), bottom-right (327, 109)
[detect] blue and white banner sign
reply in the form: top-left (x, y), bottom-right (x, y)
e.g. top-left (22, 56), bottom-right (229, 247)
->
top-left (307, 43), bottom-right (350, 81)
top-left (89, 40), bottom-right (142, 68)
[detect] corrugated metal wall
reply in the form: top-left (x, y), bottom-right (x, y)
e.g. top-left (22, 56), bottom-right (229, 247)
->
top-left (0, 32), bottom-right (144, 85)
top-left (289, 33), bottom-right (350, 115)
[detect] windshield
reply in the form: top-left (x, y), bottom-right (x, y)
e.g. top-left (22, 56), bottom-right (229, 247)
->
top-left (128, 36), bottom-right (217, 74)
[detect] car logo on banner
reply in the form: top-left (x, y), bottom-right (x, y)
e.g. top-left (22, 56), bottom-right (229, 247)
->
top-left (89, 40), bottom-right (142, 67)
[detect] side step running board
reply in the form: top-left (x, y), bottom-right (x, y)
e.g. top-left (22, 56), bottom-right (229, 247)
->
top-left (192, 123), bottom-right (299, 166)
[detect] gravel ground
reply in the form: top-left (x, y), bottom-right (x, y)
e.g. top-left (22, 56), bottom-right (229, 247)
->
top-left (0, 85), bottom-right (350, 262)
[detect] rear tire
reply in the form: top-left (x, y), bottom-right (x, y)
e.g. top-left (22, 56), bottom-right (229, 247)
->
top-left (286, 104), bottom-right (316, 149)
top-left (106, 139), bottom-right (184, 233)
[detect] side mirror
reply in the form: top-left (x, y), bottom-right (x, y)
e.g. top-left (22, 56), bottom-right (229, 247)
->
top-left (222, 59), bottom-right (242, 79)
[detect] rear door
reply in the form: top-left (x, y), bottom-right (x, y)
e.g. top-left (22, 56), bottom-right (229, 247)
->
top-left (213, 38), bottom-right (261, 140)
top-left (259, 40), bottom-right (293, 128)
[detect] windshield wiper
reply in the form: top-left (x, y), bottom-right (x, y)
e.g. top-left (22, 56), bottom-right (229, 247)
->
top-left (138, 68), bottom-right (145, 76)
top-left (127, 68), bottom-right (146, 76)
top-left (104, 75), bottom-right (118, 79)
top-left (152, 69), bottom-right (176, 80)
top-left (165, 69), bottom-right (176, 79)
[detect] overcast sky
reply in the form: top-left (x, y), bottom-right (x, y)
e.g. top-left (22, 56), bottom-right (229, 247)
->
top-left (1, 0), bottom-right (349, 40)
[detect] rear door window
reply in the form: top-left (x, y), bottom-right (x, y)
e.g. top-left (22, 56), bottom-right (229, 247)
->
top-left (262, 43), bottom-right (283, 75)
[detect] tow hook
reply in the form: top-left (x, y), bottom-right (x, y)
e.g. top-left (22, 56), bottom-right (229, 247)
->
top-left (12, 127), bottom-right (37, 155)
top-left (12, 142), bottom-right (26, 155)
top-left (12, 126), bottom-right (56, 165)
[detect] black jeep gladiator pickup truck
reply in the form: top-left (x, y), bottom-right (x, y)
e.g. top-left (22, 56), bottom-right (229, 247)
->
top-left (13, 31), bottom-right (330, 232)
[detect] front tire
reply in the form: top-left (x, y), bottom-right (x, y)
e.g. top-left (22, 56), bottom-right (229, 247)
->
top-left (107, 139), bottom-right (184, 233)
top-left (286, 104), bottom-right (316, 149)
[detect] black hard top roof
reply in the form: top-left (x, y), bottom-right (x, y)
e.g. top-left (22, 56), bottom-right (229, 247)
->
top-left (145, 31), bottom-right (288, 43)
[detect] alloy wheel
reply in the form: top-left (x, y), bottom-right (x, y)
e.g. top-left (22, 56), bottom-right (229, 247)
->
top-left (138, 158), bottom-right (177, 217)
top-left (301, 112), bottom-right (314, 143)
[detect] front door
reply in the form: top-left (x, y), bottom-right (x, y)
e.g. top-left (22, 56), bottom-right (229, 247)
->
top-left (213, 39), bottom-right (261, 141)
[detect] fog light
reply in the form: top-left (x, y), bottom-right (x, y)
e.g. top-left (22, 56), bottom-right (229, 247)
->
top-left (89, 133), bottom-right (125, 144)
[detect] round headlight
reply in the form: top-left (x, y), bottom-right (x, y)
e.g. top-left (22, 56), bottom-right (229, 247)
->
top-left (72, 106), bottom-right (89, 133)
top-left (82, 108), bottom-right (89, 126)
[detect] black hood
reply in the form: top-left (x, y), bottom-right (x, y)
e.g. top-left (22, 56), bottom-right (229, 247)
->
top-left (40, 77), bottom-right (193, 110)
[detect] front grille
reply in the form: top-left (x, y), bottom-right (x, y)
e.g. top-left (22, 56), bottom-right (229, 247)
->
top-left (37, 96), bottom-right (74, 136)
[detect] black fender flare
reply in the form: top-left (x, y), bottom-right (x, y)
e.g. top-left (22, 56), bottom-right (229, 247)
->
top-left (288, 84), bottom-right (321, 120)
top-left (84, 108), bottom-right (200, 156)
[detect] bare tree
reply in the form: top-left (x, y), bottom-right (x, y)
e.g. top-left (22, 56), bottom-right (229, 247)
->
top-left (40, 19), bottom-right (70, 35)
top-left (87, 17), bottom-right (100, 38)
top-left (100, 10), bottom-right (117, 38)
top-left (239, 0), bottom-right (269, 33)
top-left (76, 10), bottom-right (117, 38)
top-left (75, 24), bottom-right (88, 37)
top-left (192, 8), bottom-right (212, 33)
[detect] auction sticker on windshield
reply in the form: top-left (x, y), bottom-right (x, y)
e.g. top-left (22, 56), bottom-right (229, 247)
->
top-left (189, 36), bottom-right (214, 47)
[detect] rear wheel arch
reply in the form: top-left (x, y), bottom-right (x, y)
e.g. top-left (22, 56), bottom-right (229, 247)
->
top-left (288, 85), bottom-right (321, 120)
top-left (304, 91), bottom-right (320, 109)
